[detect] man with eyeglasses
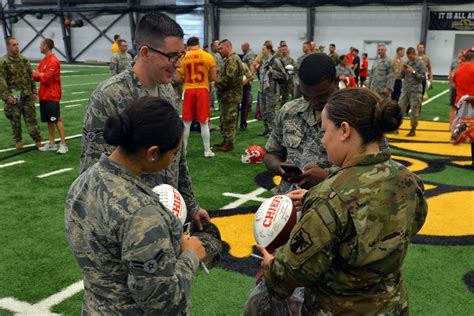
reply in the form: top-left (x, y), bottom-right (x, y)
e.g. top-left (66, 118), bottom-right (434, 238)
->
top-left (263, 53), bottom-right (338, 195)
top-left (80, 14), bottom-right (219, 298)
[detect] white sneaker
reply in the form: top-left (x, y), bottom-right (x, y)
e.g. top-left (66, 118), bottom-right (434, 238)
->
top-left (38, 143), bottom-right (58, 152)
top-left (204, 151), bottom-right (215, 158)
top-left (57, 144), bottom-right (69, 154)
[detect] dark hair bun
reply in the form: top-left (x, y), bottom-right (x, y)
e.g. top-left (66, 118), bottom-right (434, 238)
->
top-left (103, 112), bottom-right (132, 147)
top-left (373, 99), bottom-right (403, 133)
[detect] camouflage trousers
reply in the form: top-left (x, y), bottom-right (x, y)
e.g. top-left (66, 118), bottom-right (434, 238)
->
top-left (243, 280), bottom-right (302, 316)
top-left (399, 90), bottom-right (422, 129)
top-left (259, 80), bottom-right (277, 132)
top-left (3, 96), bottom-right (41, 143)
top-left (218, 96), bottom-right (239, 145)
top-left (277, 79), bottom-right (292, 107)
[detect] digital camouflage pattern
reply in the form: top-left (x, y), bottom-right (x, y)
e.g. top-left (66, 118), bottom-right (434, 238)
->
top-left (242, 49), bottom-right (256, 68)
top-left (399, 58), bottom-right (427, 129)
top-left (80, 64), bottom-right (200, 216)
top-left (259, 55), bottom-right (278, 133)
top-left (261, 152), bottom-right (428, 315)
top-left (368, 56), bottom-right (395, 99)
top-left (109, 52), bottom-right (133, 76)
top-left (276, 55), bottom-right (296, 106)
top-left (265, 97), bottom-right (335, 195)
top-left (66, 154), bottom-right (200, 315)
top-left (216, 52), bottom-right (243, 146)
top-left (0, 53), bottom-right (41, 143)
top-left (335, 65), bottom-right (355, 78)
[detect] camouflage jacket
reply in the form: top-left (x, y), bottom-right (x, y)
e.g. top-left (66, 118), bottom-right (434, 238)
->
top-left (328, 52), bottom-right (339, 65)
top-left (401, 59), bottom-right (427, 93)
top-left (66, 154), bottom-right (199, 315)
top-left (368, 56), bottom-right (395, 93)
top-left (295, 53), bottom-right (310, 74)
top-left (265, 97), bottom-right (336, 194)
top-left (274, 55), bottom-right (296, 81)
top-left (242, 49), bottom-right (256, 68)
top-left (336, 65), bottom-right (355, 78)
top-left (216, 52), bottom-right (243, 100)
top-left (263, 152), bottom-right (428, 315)
top-left (0, 53), bottom-right (37, 101)
top-left (211, 51), bottom-right (223, 70)
top-left (110, 52), bottom-right (133, 76)
top-left (392, 57), bottom-right (405, 80)
top-left (80, 64), bottom-right (200, 216)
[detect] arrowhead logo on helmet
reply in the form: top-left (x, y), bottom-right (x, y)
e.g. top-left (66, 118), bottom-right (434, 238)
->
top-left (152, 184), bottom-right (187, 225)
top-left (241, 145), bottom-right (265, 164)
top-left (254, 195), bottom-right (298, 251)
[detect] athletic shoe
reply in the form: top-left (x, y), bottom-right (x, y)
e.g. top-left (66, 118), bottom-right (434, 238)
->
top-left (204, 151), bottom-right (215, 158)
top-left (38, 143), bottom-right (58, 152)
top-left (57, 144), bottom-right (69, 154)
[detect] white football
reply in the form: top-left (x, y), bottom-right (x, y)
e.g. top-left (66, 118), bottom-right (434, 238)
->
top-left (254, 195), bottom-right (297, 251)
top-left (152, 184), bottom-right (187, 225)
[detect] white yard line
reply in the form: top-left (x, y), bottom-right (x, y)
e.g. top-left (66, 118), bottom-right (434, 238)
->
top-left (65, 104), bottom-right (81, 108)
top-left (62, 82), bottom-right (101, 87)
top-left (220, 188), bottom-right (268, 210)
top-left (422, 89), bottom-right (449, 106)
top-left (0, 280), bottom-right (83, 315)
top-left (433, 116), bottom-right (440, 121)
top-left (0, 134), bottom-right (81, 153)
top-left (71, 91), bottom-right (86, 94)
top-left (37, 168), bottom-right (73, 178)
top-left (0, 160), bottom-right (25, 168)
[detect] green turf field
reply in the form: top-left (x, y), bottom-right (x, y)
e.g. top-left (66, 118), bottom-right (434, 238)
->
top-left (0, 65), bottom-right (472, 315)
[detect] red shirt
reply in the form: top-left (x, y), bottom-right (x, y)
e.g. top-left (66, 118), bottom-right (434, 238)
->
top-left (346, 53), bottom-right (354, 66)
top-left (453, 62), bottom-right (474, 104)
top-left (359, 59), bottom-right (369, 77)
top-left (32, 53), bottom-right (61, 102)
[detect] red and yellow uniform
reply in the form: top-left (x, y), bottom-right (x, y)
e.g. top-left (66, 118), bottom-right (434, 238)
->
top-left (178, 48), bottom-right (216, 122)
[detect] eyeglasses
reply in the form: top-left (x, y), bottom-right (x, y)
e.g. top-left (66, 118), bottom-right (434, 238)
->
top-left (142, 45), bottom-right (185, 63)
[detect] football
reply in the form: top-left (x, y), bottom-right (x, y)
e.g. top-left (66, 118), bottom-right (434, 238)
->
top-left (152, 184), bottom-right (187, 225)
top-left (254, 195), bottom-right (297, 251)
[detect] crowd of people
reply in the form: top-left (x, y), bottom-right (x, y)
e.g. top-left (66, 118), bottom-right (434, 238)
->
top-left (0, 10), bottom-right (473, 315)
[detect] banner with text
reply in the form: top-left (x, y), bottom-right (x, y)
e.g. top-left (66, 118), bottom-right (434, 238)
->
top-left (430, 12), bottom-right (474, 31)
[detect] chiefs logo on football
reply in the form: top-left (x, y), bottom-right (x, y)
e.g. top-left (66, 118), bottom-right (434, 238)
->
top-left (263, 195), bottom-right (283, 227)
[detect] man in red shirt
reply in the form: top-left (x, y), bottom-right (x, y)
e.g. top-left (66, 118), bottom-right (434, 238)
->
top-left (452, 47), bottom-right (474, 165)
top-left (33, 38), bottom-right (67, 154)
top-left (176, 36), bottom-right (217, 158)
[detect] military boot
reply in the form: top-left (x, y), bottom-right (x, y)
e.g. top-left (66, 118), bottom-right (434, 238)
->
top-left (15, 141), bottom-right (23, 150)
top-left (215, 142), bottom-right (234, 152)
top-left (406, 128), bottom-right (416, 137)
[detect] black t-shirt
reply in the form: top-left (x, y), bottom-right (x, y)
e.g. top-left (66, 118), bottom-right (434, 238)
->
top-left (353, 56), bottom-right (361, 76)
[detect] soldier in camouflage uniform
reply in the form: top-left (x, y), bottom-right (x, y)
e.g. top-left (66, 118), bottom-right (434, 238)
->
top-left (80, 13), bottom-right (213, 235)
top-left (275, 45), bottom-right (296, 106)
top-left (0, 36), bottom-right (42, 149)
top-left (258, 43), bottom-right (279, 137)
top-left (294, 41), bottom-right (312, 98)
top-left (67, 97), bottom-right (222, 315)
top-left (241, 42), bottom-right (256, 68)
top-left (214, 39), bottom-right (243, 152)
top-left (246, 88), bottom-right (427, 316)
top-left (399, 47), bottom-right (427, 137)
top-left (264, 54), bottom-right (338, 195)
top-left (391, 47), bottom-right (406, 102)
top-left (210, 40), bottom-right (222, 110)
top-left (328, 43), bottom-right (339, 65)
top-left (109, 39), bottom-right (133, 76)
top-left (368, 44), bottom-right (395, 100)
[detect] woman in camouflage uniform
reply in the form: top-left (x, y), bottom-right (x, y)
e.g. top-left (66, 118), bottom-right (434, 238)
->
top-left (65, 97), bottom-right (207, 315)
top-left (255, 88), bottom-right (428, 315)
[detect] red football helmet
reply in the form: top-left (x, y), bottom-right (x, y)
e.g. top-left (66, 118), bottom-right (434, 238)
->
top-left (241, 145), bottom-right (265, 164)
